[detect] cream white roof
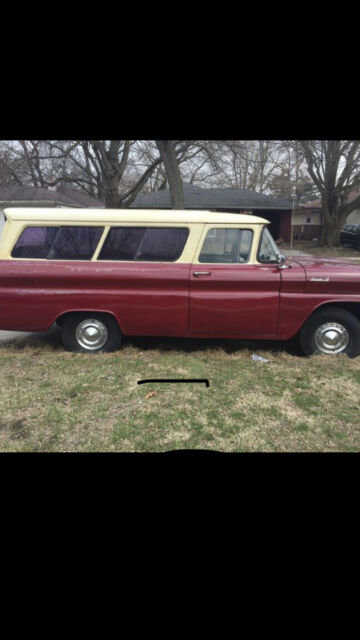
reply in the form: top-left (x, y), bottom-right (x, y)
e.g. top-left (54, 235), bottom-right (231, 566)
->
top-left (4, 207), bottom-right (269, 225)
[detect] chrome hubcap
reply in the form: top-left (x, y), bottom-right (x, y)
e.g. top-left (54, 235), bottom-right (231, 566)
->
top-left (314, 322), bottom-right (349, 354)
top-left (75, 319), bottom-right (108, 350)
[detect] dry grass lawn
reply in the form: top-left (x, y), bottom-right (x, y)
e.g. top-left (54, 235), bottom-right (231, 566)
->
top-left (1, 328), bottom-right (360, 452)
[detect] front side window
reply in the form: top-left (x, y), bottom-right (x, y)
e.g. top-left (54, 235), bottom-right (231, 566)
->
top-left (11, 225), bottom-right (104, 260)
top-left (98, 227), bottom-right (189, 262)
top-left (199, 228), bottom-right (253, 263)
top-left (257, 227), bottom-right (279, 263)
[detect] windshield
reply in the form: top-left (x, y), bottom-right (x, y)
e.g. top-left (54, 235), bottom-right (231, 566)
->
top-left (258, 227), bottom-right (280, 263)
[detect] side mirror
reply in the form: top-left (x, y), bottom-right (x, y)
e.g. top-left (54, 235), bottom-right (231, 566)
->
top-left (276, 253), bottom-right (291, 269)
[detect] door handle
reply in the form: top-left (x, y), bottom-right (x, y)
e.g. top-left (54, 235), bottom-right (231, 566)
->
top-left (193, 271), bottom-right (211, 277)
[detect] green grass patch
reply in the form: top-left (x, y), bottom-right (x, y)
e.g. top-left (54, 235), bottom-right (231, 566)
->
top-left (1, 331), bottom-right (360, 451)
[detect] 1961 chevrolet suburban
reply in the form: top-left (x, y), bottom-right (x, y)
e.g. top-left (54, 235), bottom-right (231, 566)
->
top-left (1, 207), bottom-right (360, 357)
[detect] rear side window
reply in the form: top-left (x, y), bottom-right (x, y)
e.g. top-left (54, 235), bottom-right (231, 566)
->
top-left (47, 227), bottom-right (103, 260)
top-left (98, 227), bottom-right (147, 261)
top-left (99, 227), bottom-right (189, 262)
top-left (11, 226), bottom-right (104, 260)
top-left (12, 226), bottom-right (59, 258)
top-left (199, 228), bottom-right (253, 263)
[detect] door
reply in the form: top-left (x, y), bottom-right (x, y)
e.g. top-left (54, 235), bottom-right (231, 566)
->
top-left (189, 225), bottom-right (281, 338)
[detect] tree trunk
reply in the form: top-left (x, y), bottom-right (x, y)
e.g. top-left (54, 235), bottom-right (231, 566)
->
top-left (321, 199), bottom-right (352, 247)
top-left (321, 202), bottom-right (338, 247)
top-left (155, 140), bottom-right (185, 209)
top-left (105, 182), bottom-right (122, 208)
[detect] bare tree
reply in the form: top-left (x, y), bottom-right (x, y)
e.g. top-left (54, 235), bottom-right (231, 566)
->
top-left (47, 140), bottom-right (156, 207)
top-left (0, 141), bottom-right (166, 207)
top-left (3, 140), bottom-right (339, 221)
top-left (155, 141), bottom-right (186, 208)
top-left (0, 144), bottom-right (24, 187)
top-left (0, 140), bottom-right (81, 189)
top-left (192, 141), bottom-right (286, 192)
top-left (1, 140), bottom-right (202, 208)
top-left (298, 141), bottom-right (360, 246)
top-left (131, 141), bottom-right (168, 193)
top-left (267, 141), bottom-right (320, 202)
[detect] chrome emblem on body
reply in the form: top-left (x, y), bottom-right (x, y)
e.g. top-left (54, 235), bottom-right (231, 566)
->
top-left (310, 277), bottom-right (330, 282)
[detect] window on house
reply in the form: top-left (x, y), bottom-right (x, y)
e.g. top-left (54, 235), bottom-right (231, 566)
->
top-left (98, 227), bottom-right (189, 262)
top-left (198, 228), bottom-right (253, 263)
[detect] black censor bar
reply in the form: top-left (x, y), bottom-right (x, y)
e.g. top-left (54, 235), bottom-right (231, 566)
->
top-left (138, 379), bottom-right (210, 387)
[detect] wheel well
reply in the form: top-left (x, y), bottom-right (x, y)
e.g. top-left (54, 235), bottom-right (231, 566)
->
top-left (55, 310), bottom-right (121, 330)
top-left (312, 302), bottom-right (360, 323)
top-left (290, 302), bottom-right (360, 340)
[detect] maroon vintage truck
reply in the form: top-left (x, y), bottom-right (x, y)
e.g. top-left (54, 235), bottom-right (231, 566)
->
top-left (1, 207), bottom-right (360, 357)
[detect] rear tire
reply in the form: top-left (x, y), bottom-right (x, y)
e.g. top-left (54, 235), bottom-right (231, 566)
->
top-left (61, 313), bottom-right (122, 353)
top-left (299, 307), bottom-right (360, 358)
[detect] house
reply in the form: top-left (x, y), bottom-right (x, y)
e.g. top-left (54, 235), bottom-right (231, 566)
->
top-left (0, 184), bottom-right (104, 237)
top-left (293, 189), bottom-right (360, 241)
top-left (293, 200), bottom-right (322, 241)
top-left (131, 183), bottom-right (294, 241)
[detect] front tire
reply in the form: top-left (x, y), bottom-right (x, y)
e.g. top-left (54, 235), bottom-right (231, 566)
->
top-left (61, 313), bottom-right (122, 353)
top-left (299, 307), bottom-right (360, 358)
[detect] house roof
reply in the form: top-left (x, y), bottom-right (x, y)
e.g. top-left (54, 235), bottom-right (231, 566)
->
top-left (0, 185), bottom-right (104, 208)
top-left (299, 197), bottom-right (322, 210)
top-left (301, 188), bottom-right (360, 210)
top-left (131, 182), bottom-right (294, 210)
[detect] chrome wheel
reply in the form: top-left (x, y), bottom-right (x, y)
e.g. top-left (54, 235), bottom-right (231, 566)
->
top-left (314, 322), bottom-right (349, 354)
top-left (75, 318), bottom-right (108, 351)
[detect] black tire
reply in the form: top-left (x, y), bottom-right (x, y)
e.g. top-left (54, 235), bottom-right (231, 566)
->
top-left (299, 307), bottom-right (360, 358)
top-left (60, 313), bottom-right (122, 353)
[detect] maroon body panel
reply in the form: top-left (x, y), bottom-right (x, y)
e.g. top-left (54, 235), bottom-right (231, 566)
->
top-left (0, 260), bottom-right (191, 335)
top-left (1, 255), bottom-right (360, 341)
top-left (277, 257), bottom-right (360, 339)
top-left (189, 264), bottom-right (281, 337)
